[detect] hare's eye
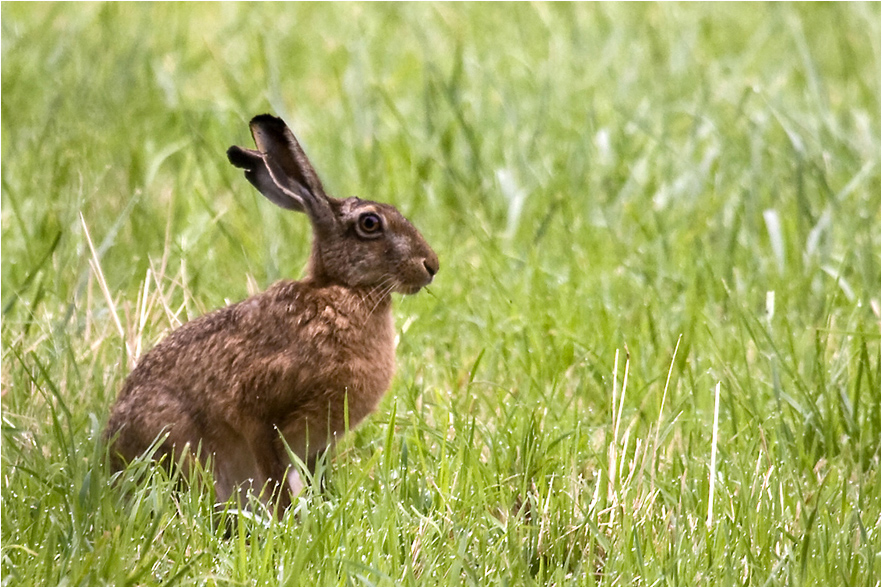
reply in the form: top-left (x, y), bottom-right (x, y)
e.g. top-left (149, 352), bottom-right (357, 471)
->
top-left (357, 212), bottom-right (383, 237)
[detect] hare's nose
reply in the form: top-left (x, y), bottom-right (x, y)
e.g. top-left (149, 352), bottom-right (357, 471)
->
top-left (423, 255), bottom-right (439, 278)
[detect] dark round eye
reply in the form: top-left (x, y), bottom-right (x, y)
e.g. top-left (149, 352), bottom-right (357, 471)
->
top-left (358, 212), bottom-right (383, 236)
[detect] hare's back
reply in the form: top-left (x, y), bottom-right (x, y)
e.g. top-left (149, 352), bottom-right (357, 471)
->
top-left (117, 279), bottom-right (370, 404)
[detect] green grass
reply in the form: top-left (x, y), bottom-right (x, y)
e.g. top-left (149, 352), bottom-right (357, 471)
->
top-left (2, 3), bottom-right (879, 586)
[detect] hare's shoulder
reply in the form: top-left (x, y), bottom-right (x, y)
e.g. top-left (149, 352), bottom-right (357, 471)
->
top-left (257, 279), bottom-right (392, 334)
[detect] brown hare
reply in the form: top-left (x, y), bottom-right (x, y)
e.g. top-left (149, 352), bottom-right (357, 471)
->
top-left (104, 114), bottom-right (439, 511)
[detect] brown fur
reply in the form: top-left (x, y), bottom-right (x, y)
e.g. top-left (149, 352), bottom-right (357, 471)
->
top-left (104, 115), bottom-right (438, 510)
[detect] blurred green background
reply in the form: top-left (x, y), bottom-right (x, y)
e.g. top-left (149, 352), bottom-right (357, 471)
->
top-left (2, 3), bottom-right (879, 586)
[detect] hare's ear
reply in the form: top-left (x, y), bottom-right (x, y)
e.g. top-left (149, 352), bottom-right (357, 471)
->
top-left (228, 115), bottom-right (335, 229)
top-left (227, 145), bottom-right (305, 212)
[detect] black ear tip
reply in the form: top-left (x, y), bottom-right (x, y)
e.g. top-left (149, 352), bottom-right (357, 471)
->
top-left (227, 145), bottom-right (255, 169)
top-left (249, 113), bottom-right (286, 129)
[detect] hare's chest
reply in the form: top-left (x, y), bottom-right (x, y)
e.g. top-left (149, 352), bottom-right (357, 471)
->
top-left (327, 306), bottom-right (396, 418)
top-left (273, 303), bottom-right (396, 453)
top-left (295, 299), bottom-right (396, 406)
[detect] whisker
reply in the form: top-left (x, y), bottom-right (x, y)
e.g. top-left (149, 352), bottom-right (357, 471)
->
top-left (366, 276), bottom-right (397, 318)
top-left (356, 275), bottom-right (397, 321)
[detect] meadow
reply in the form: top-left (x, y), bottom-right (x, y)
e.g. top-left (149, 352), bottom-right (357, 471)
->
top-left (2, 3), bottom-right (879, 586)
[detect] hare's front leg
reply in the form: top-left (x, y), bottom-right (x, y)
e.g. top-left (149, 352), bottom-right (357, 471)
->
top-left (277, 417), bottom-right (332, 497)
top-left (245, 425), bottom-right (296, 512)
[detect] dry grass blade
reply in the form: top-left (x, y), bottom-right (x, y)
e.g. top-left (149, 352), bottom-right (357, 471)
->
top-left (80, 212), bottom-right (133, 366)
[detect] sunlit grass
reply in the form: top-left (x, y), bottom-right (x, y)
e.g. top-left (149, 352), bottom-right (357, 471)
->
top-left (2, 3), bottom-right (879, 586)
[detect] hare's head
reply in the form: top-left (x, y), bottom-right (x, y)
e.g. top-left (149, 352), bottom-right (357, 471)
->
top-left (228, 115), bottom-right (438, 295)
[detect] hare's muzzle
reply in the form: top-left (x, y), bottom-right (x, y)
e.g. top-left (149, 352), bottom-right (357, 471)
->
top-left (397, 251), bottom-right (438, 295)
top-left (423, 255), bottom-right (439, 280)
